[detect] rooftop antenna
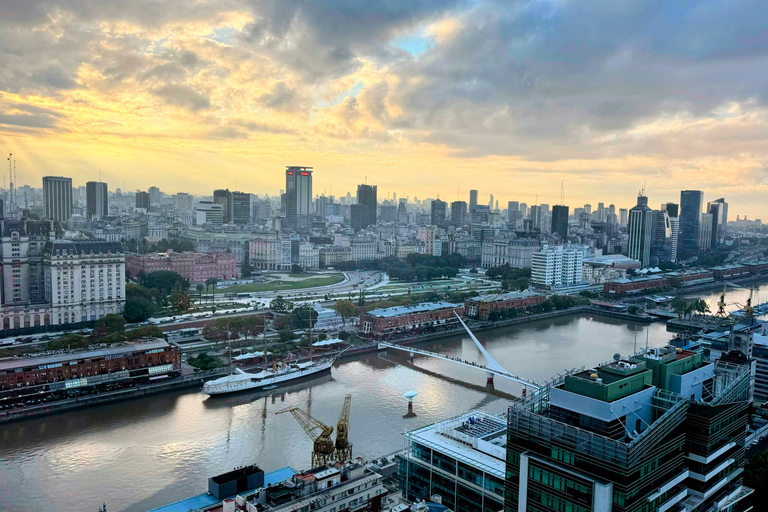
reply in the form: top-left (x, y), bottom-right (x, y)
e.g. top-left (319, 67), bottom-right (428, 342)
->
top-left (560, 181), bottom-right (564, 205)
top-left (6, 152), bottom-right (13, 212)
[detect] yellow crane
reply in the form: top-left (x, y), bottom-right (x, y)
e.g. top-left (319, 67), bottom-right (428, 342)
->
top-left (335, 394), bottom-right (353, 462)
top-left (715, 284), bottom-right (729, 318)
top-left (735, 288), bottom-right (755, 319)
top-left (277, 406), bottom-right (336, 467)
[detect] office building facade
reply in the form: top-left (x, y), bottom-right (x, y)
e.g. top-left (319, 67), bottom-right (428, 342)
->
top-left (451, 201), bottom-right (468, 227)
top-left (431, 199), bottom-right (447, 227)
top-left (284, 166), bottom-right (313, 232)
top-left (551, 205), bottom-right (569, 240)
top-left (708, 198), bottom-right (728, 247)
top-left (627, 195), bottom-right (653, 267)
top-left (351, 184), bottom-right (377, 231)
top-left (135, 191), bottom-right (150, 211)
top-left (86, 181), bottom-right (108, 220)
top-left (469, 190), bottom-right (478, 222)
top-left (42, 176), bottom-right (73, 223)
top-left (680, 190), bottom-right (704, 253)
top-left (230, 191), bottom-right (251, 225)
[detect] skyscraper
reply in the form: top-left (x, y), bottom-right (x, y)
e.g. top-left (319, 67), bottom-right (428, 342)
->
top-left (430, 199), bottom-right (447, 227)
top-left (680, 190), bottom-right (704, 253)
top-left (619, 208), bottom-right (628, 227)
top-left (42, 176), bottom-right (73, 223)
top-left (351, 184), bottom-right (377, 231)
top-left (469, 189), bottom-right (478, 223)
top-left (213, 189), bottom-right (231, 224)
top-left (650, 210), bottom-right (673, 263)
top-left (285, 166), bottom-right (313, 232)
top-left (86, 181), bottom-right (108, 220)
top-left (551, 205), bottom-right (569, 240)
top-left (135, 191), bottom-right (150, 211)
top-left (451, 200), bottom-right (467, 227)
top-left (699, 212), bottom-right (713, 251)
top-left (661, 202), bottom-right (679, 218)
top-left (708, 198), bottom-right (728, 247)
top-left (230, 191), bottom-right (251, 224)
top-left (627, 194), bottom-right (653, 267)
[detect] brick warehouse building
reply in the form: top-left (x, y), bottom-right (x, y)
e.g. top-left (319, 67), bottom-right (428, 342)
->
top-left (360, 301), bottom-right (464, 336)
top-left (603, 275), bottom-right (669, 296)
top-left (0, 339), bottom-right (180, 403)
top-left (464, 291), bottom-right (547, 320)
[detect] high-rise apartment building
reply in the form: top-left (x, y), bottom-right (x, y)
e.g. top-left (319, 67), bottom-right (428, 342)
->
top-left (42, 176), bottom-right (73, 223)
top-left (430, 199), bottom-right (447, 227)
top-left (680, 190), bottom-right (704, 253)
top-left (284, 167), bottom-right (313, 232)
top-left (551, 205), bottom-right (569, 240)
top-left (531, 244), bottom-right (584, 289)
top-left (451, 201), bottom-right (467, 227)
top-left (708, 198), bottom-right (728, 247)
top-left (352, 184), bottom-right (377, 231)
top-left (173, 192), bottom-right (193, 212)
top-left (619, 208), bottom-right (628, 227)
top-left (699, 212), bottom-right (713, 251)
top-left (650, 210), bottom-right (673, 263)
top-left (627, 194), bottom-right (654, 267)
top-left (85, 181), bottom-right (108, 220)
top-left (135, 191), bottom-right (150, 211)
top-left (469, 190), bottom-right (478, 222)
top-left (230, 191), bottom-right (251, 225)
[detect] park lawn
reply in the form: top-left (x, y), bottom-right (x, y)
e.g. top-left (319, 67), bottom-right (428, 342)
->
top-left (216, 274), bottom-right (344, 293)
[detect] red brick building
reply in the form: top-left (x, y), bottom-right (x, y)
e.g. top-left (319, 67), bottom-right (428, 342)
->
top-left (603, 276), bottom-right (669, 296)
top-left (709, 265), bottom-right (749, 280)
top-left (0, 339), bottom-right (180, 394)
top-left (665, 270), bottom-right (714, 288)
top-left (360, 301), bottom-right (464, 336)
top-left (464, 291), bottom-right (547, 320)
top-left (126, 250), bottom-right (237, 283)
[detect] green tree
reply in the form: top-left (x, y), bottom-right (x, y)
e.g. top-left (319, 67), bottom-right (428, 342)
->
top-left (278, 329), bottom-right (295, 343)
top-left (170, 292), bottom-right (192, 312)
top-left (143, 271), bottom-right (190, 294)
top-left (627, 305), bottom-right (642, 315)
top-left (123, 284), bottom-right (158, 322)
top-left (292, 307), bottom-right (318, 329)
top-left (125, 325), bottom-right (165, 340)
top-left (270, 295), bottom-right (294, 313)
top-left (99, 332), bottom-right (127, 344)
top-left (671, 297), bottom-right (688, 319)
top-left (242, 261), bottom-right (253, 278)
top-left (98, 314), bottom-right (126, 334)
top-left (333, 299), bottom-right (358, 327)
top-left (745, 448), bottom-right (768, 504)
top-left (47, 334), bottom-right (88, 351)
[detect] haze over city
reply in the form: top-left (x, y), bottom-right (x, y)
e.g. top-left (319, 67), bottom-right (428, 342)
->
top-left (2, 1), bottom-right (768, 217)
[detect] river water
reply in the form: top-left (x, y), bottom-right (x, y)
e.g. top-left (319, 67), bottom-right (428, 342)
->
top-left (6, 279), bottom-right (768, 512)
top-left (2, 311), bottom-right (684, 512)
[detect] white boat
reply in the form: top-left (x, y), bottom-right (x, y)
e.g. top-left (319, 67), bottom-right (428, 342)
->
top-left (203, 360), bottom-right (333, 396)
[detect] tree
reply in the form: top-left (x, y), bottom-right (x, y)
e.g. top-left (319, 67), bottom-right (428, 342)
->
top-left (242, 261), bottom-right (253, 278)
top-left (143, 271), bottom-right (190, 294)
top-left (123, 284), bottom-right (158, 322)
top-left (270, 295), bottom-right (294, 314)
top-left (333, 299), bottom-right (358, 327)
top-left (278, 329), bottom-right (295, 343)
top-left (47, 334), bottom-right (88, 351)
top-left (99, 332), bottom-right (128, 344)
top-left (196, 284), bottom-right (204, 305)
top-left (98, 314), bottom-right (126, 334)
top-left (292, 307), bottom-right (318, 329)
top-left (291, 264), bottom-right (304, 274)
top-left (671, 297), bottom-right (688, 319)
top-left (693, 299), bottom-right (710, 317)
top-left (627, 305), bottom-right (642, 315)
top-left (125, 325), bottom-right (165, 340)
top-left (744, 448), bottom-right (768, 504)
top-left (170, 292), bottom-right (192, 312)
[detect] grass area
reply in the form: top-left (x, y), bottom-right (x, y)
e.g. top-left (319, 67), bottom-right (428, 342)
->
top-left (216, 274), bottom-right (345, 293)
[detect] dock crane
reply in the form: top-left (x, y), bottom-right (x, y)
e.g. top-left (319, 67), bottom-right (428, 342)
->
top-left (715, 285), bottom-right (729, 318)
top-left (277, 406), bottom-right (336, 467)
top-left (334, 394), bottom-right (352, 462)
top-left (735, 288), bottom-right (755, 319)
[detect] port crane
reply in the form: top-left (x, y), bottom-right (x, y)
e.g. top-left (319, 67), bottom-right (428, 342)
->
top-left (277, 406), bottom-right (336, 467)
top-left (334, 394), bottom-right (353, 462)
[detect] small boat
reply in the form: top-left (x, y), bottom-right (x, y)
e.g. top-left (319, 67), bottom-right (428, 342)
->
top-left (262, 385), bottom-right (278, 390)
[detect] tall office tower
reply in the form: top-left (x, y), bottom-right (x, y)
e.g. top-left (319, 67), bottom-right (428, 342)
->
top-left (680, 190), bottom-right (704, 253)
top-left (397, 199), bottom-right (408, 224)
top-left (627, 194), bottom-right (654, 267)
top-left (607, 203), bottom-right (616, 223)
top-left (699, 212), bottom-right (713, 251)
top-left (173, 192), bottom-right (193, 212)
top-left (469, 189), bottom-right (478, 222)
top-left (708, 198), bottom-right (728, 247)
top-left (661, 202), bottom-right (679, 218)
top-left (135, 191), bottom-right (150, 211)
top-left (650, 210), bottom-right (673, 263)
top-left (285, 166), bottom-right (313, 232)
top-left (596, 202), bottom-right (605, 221)
top-left (42, 176), bottom-right (73, 223)
top-left (583, 203), bottom-right (592, 214)
top-left (551, 205), bottom-right (569, 240)
top-left (668, 216), bottom-right (679, 262)
top-left (619, 208), bottom-right (628, 227)
top-left (508, 201), bottom-right (519, 213)
top-left (148, 186), bottom-right (161, 206)
top-left (230, 191), bottom-right (251, 224)
top-left (430, 199), bottom-right (447, 226)
top-left (85, 181), bottom-right (108, 220)
top-left (451, 200), bottom-right (467, 227)
top-left (213, 189), bottom-right (231, 224)
top-left (351, 184), bottom-right (377, 231)
top-left (529, 205), bottom-right (542, 229)
top-left (519, 202), bottom-right (528, 217)
top-left (489, 194), bottom-right (494, 210)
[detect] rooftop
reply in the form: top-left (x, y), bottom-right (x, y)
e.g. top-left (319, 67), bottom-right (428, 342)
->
top-left (366, 301), bottom-right (461, 318)
top-left (469, 290), bottom-right (544, 303)
top-left (0, 339), bottom-right (170, 371)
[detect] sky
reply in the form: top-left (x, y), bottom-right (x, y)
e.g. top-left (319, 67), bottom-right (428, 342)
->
top-left (1, 0), bottom-right (768, 218)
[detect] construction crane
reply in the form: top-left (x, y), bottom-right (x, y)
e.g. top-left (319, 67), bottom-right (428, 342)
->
top-left (277, 406), bottom-right (336, 467)
top-left (334, 394), bottom-right (352, 462)
top-left (735, 288), bottom-right (755, 319)
top-left (715, 285), bottom-right (729, 318)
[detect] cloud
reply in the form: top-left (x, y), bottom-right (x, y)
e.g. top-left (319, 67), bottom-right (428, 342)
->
top-left (152, 83), bottom-right (210, 111)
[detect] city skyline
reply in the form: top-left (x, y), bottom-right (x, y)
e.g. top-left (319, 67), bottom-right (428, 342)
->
top-left (2, 2), bottom-right (768, 217)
